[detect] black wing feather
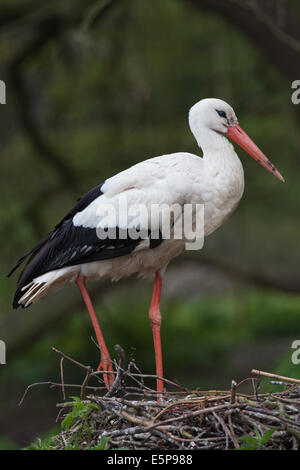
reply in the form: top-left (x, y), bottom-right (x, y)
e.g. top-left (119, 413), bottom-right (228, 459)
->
top-left (8, 183), bottom-right (104, 279)
top-left (10, 182), bottom-right (163, 308)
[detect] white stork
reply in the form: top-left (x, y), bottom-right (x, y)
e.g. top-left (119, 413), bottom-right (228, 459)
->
top-left (9, 98), bottom-right (284, 393)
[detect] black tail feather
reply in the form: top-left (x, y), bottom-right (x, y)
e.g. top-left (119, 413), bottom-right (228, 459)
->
top-left (7, 233), bottom-right (52, 279)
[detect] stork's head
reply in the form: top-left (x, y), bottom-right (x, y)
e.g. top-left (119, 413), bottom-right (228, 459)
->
top-left (189, 98), bottom-right (284, 182)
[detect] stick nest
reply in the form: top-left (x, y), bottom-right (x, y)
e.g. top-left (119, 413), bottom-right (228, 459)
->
top-left (22, 346), bottom-right (300, 450)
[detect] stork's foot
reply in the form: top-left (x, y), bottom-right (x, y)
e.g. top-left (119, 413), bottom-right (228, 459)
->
top-left (97, 356), bottom-right (115, 389)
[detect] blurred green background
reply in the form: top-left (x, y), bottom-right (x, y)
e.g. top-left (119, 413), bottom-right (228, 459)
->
top-left (1, 0), bottom-right (300, 449)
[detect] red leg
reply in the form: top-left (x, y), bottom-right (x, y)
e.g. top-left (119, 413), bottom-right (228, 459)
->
top-left (76, 274), bottom-right (114, 389)
top-left (149, 272), bottom-right (164, 396)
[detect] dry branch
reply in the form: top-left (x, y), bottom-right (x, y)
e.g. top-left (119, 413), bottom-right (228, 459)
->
top-left (251, 369), bottom-right (300, 385)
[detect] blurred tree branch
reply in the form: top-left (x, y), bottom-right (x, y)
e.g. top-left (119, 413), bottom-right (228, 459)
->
top-left (186, 0), bottom-right (300, 80)
top-left (0, 2), bottom-right (42, 29)
top-left (80, 0), bottom-right (113, 33)
top-left (180, 254), bottom-right (300, 294)
top-left (6, 0), bottom-right (124, 237)
top-left (9, 15), bottom-right (80, 192)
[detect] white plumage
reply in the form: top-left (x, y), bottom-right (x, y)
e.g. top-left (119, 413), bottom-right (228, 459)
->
top-left (17, 99), bottom-right (247, 305)
top-left (10, 98), bottom-right (283, 393)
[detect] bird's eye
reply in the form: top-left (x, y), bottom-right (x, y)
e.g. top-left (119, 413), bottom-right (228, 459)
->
top-left (216, 110), bottom-right (227, 119)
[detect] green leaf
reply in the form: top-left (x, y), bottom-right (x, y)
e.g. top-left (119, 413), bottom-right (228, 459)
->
top-left (87, 437), bottom-right (110, 450)
top-left (239, 435), bottom-right (259, 446)
top-left (261, 428), bottom-right (278, 445)
top-left (61, 413), bottom-right (76, 431)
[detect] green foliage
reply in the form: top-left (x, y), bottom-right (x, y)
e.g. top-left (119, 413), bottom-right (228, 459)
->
top-left (238, 427), bottom-right (278, 450)
top-left (23, 427), bottom-right (59, 450)
top-left (25, 436), bottom-right (57, 451)
top-left (61, 396), bottom-right (101, 431)
top-left (60, 397), bottom-right (104, 449)
top-left (86, 437), bottom-right (110, 451)
top-left (24, 433), bottom-right (110, 451)
top-left (24, 398), bottom-right (108, 450)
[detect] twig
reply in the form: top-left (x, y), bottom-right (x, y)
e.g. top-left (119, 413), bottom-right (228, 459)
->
top-left (251, 369), bottom-right (300, 385)
top-left (226, 410), bottom-right (240, 449)
top-left (60, 357), bottom-right (66, 401)
top-left (145, 402), bottom-right (244, 430)
top-left (19, 381), bottom-right (106, 406)
top-left (80, 366), bottom-right (92, 400)
top-left (230, 380), bottom-right (237, 404)
top-left (52, 347), bottom-right (91, 371)
top-left (104, 345), bottom-right (126, 398)
top-left (19, 381), bottom-right (56, 406)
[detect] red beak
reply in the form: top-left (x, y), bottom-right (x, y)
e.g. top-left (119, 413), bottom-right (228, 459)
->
top-left (227, 124), bottom-right (284, 182)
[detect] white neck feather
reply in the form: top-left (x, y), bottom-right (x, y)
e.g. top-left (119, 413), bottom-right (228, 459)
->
top-left (191, 123), bottom-right (242, 168)
top-left (190, 123), bottom-right (244, 193)
top-left (191, 124), bottom-right (230, 154)
top-left (188, 106), bottom-right (245, 219)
